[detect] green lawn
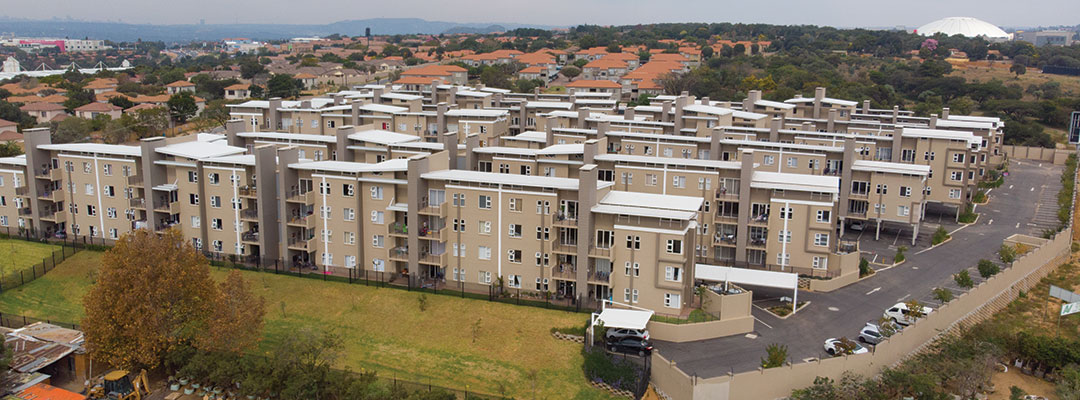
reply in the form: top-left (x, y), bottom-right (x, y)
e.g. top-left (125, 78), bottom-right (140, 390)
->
top-left (0, 238), bottom-right (61, 277)
top-left (0, 250), bottom-right (612, 399)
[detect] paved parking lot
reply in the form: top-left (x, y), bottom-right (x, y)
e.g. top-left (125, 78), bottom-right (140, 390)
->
top-left (656, 160), bottom-right (1064, 378)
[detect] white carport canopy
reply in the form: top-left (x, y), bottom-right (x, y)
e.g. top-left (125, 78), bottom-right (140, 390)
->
top-left (596, 308), bottom-right (654, 330)
top-left (695, 263), bottom-right (800, 313)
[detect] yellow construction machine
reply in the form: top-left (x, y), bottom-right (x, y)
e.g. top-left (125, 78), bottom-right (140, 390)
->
top-left (87, 369), bottom-right (150, 400)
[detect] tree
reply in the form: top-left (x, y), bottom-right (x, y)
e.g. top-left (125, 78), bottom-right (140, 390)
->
top-left (953, 270), bottom-right (974, 289)
top-left (1059, 364), bottom-right (1080, 400)
top-left (52, 117), bottom-right (91, 144)
top-left (657, 71), bottom-right (699, 96)
top-left (248, 84), bottom-right (265, 100)
top-left (266, 74), bottom-right (302, 99)
top-left (0, 141), bottom-right (22, 157)
top-left (108, 96), bottom-right (135, 110)
top-left (167, 92), bottom-right (198, 123)
top-left (0, 100), bottom-right (37, 129)
top-left (83, 229), bottom-right (263, 370)
top-left (82, 229), bottom-right (218, 369)
top-left (62, 88), bottom-right (95, 113)
top-left (701, 46), bottom-right (714, 59)
top-left (1009, 62), bottom-right (1027, 77)
top-left (560, 66), bottom-right (581, 79)
top-left (761, 343), bottom-right (788, 368)
top-left (977, 259), bottom-right (1000, 278)
top-left (101, 115), bottom-right (132, 144)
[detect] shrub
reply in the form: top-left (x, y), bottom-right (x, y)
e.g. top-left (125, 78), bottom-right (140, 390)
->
top-left (958, 205), bottom-right (978, 223)
top-left (972, 190), bottom-right (987, 203)
top-left (417, 293), bottom-right (428, 312)
top-left (583, 347), bottom-right (639, 391)
top-left (932, 226), bottom-right (950, 245)
top-left (761, 343), bottom-right (788, 369)
top-left (895, 246), bottom-right (907, 263)
top-left (1009, 386), bottom-right (1027, 400)
top-left (859, 257), bottom-right (873, 277)
top-left (977, 259), bottom-right (1000, 278)
top-left (999, 243), bottom-right (1017, 264)
top-left (933, 287), bottom-right (954, 303)
top-left (954, 270), bottom-right (974, 289)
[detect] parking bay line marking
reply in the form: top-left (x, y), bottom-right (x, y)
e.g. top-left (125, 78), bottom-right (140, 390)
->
top-left (753, 316), bottom-right (774, 329)
top-left (866, 287), bottom-right (881, 295)
top-left (897, 294), bottom-right (911, 302)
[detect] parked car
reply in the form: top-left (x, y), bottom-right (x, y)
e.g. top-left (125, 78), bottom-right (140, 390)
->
top-left (605, 327), bottom-right (649, 341)
top-left (858, 323), bottom-right (884, 344)
top-left (607, 337), bottom-right (653, 357)
top-left (883, 302), bottom-right (933, 326)
top-left (849, 221), bottom-right (864, 232)
top-left (823, 338), bottom-right (869, 356)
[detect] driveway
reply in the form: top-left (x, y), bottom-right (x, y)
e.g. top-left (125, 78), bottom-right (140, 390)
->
top-left (656, 160), bottom-right (1064, 378)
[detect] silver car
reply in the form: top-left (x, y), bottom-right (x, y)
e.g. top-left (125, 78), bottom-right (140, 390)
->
top-left (605, 328), bottom-right (649, 341)
top-left (858, 323), bottom-right (884, 344)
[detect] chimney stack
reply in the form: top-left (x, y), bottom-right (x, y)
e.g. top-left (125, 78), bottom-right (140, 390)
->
top-left (597, 121), bottom-right (609, 140)
top-left (930, 114), bottom-right (938, 129)
top-left (350, 100), bottom-right (360, 126)
top-left (335, 126), bottom-right (356, 162)
top-left (624, 107), bottom-right (635, 121)
top-left (268, 97), bottom-right (282, 131)
top-left (827, 109), bottom-right (837, 132)
top-left (436, 103), bottom-right (448, 135)
top-left (577, 108), bottom-right (588, 129)
top-left (942, 107), bottom-right (950, 119)
top-left (769, 118), bottom-right (781, 142)
top-left (465, 133), bottom-right (480, 169)
top-left (545, 116), bottom-right (556, 147)
top-left (862, 100), bottom-right (871, 114)
top-left (226, 119), bottom-right (245, 148)
top-left (661, 101), bottom-right (672, 123)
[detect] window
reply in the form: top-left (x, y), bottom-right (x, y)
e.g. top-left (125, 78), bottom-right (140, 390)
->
top-left (535, 226), bottom-right (549, 240)
top-left (322, 252), bottom-right (333, 266)
top-left (344, 255), bottom-right (357, 268)
top-left (370, 211), bottom-right (384, 224)
top-left (901, 149), bottom-right (916, 162)
top-left (83, 162), bottom-right (91, 173)
top-left (208, 172), bottom-right (220, 185)
top-left (209, 196), bottom-right (220, 207)
top-left (898, 205), bottom-right (910, 216)
top-left (187, 171), bottom-right (198, 182)
top-left (478, 161), bottom-right (492, 172)
top-left (319, 181), bottom-right (331, 195)
top-left (646, 174), bottom-right (657, 186)
top-left (814, 233), bottom-right (829, 247)
top-left (86, 205), bottom-right (96, 216)
top-left (952, 153), bottom-right (965, 163)
top-left (107, 207), bottom-right (117, 219)
top-left (763, 155), bottom-right (774, 165)
top-left (664, 293), bottom-right (680, 309)
top-left (598, 169), bottom-right (614, 182)
top-left (213, 240), bottom-right (223, 252)
top-left (508, 198), bottom-right (520, 211)
top-left (478, 271), bottom-right (491, 284)
top-left (666, 239), bottom-right (682, 254)
top-left (632, 289), bottom-right (639, 303)
top-left (478, 220), bottom-right (492, 234)
top-left (665, 266), bottom-right (681, 282)
top-left (672, 175), bottom-right (686, 188)
top-left (102, 164), bottom-right (112, 176)
top-left (211, 218), bottom-right (222, 230)
top-left (103, 185), bottom-right (115, 197)
top-left (368, 185), bottom-right (381, 199)
top-left (899, 186), bottom-right (911, 197)
top-left (875, 184), bottom-right (887, 195)
top-left (321, 206), bottom-right (332, 219)
top-left (478, 246), bottom-right (492, 260)
top-left (698, 177), bottom-right (712, 190)
top-left (812, 256), bottom-right (828, 270)
top-left (520, 165), bottom-right (531, 175)
top-left (508, 250), bottom-right (522, 263)
top-left (499, 164), bottom-right (510, 174)
top-left (452, 193), bottom-right (466, 207)
top-left (478, 195), bottom-right (492, 209)
top-left (453, 243), bottom-right (467, 257)
top-left (776, 252), bottom-right (790, 265)
top-left (816, 210), bottom-right (831, 223)
top-left (85, 184), bottom-right (94, 195)
top-left (508, 224), bottom-right (522, 238)
top-left (507, 274), bottom-right (521, 288)
top-left (344, 208), bottom-right (355, 221)
top-left (372, 259), bottom-right (385, 272)
top-left (190, 216), bottom-right (200, 228)
top-left (624, 262), bottom-right (640, 276)
top-left (779, 207), bottom-right (793, 219)
top-left (787, 157), bottom-right (797, 168)
top-left (950, 171), bottom-right (962, 181)
top-left (925, 151), bottom-right (935, 161)
top-left (625, 235), bottom-right (640, 249)
top-left (778, 230), bottom-right (791, 243)
top-left (596, 230), bottom-right (614, 248)
top-left (620, 172), bottom-right (633, 185)
top-left (322, 230), bottom-right (333, 243)
top-left (370, 234), bottom-right (383, 247)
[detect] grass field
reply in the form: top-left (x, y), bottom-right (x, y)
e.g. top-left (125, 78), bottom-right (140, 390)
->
top-left (0, 250), bottom-right (611, 399)
top-left (0, 238), bottom-right (61, 277)
top-left (949, 61), bottom-right (1080, 100)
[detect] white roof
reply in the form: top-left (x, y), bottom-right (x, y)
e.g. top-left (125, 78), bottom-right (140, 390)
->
top-left (506, 131), bottom-right (547, 142)
top-left (682, 104), bottom-right (735, 116)
top-left (157, 141), bottom-right (246, 160)
top-left (289, 158), bottom-right (408, 174)
top-left (593, 191), bottom-right (702, 220)
top-left (204, 154), bottom-right (256, 166)
top-left (605, 130), bottom-right (710, 143)
top-left (935, 119), bottom-right (994, 130)
top-left (237, 131), bottom-right (337, 143)
top-left (381, 93), bottom-right (423, 101)
top-left (947, 115), bottom-right (1001, 125)
top-left (754, 99), bottom-right (795, 110)
top-left (537, 143), bottom-right (584, 155)
top-left (594, 154), bottom-right (741, 170)
top-left (695, 264), bottom-right (799, 290)
top-left (455, 90), bottom-right (493, 98)
top-left (901, 127), bottom-right (980, 146)
top-left (526, 101), bottom-right (573, 110)
top-left (852, 160), bottom-right (930, 176)
top-left (784, 97), bottom-right (859, 107)
top-left (422, 170), bottom-right (592, 191)
top-left (39, 143), bottom-right (141, 157)
top-left (917, 17), bottom-right (1009, 40)
top-left (445, 109), bottom-right (508, 118)
top-left (596, 308), bottom-right (653, 330)
top-left (732, 110), bottom-right (768, 120)
top-left (348, 130), bottom-right (420, 145)
top-left (471, 146), bottom-right (538, 156)
top-left (197, 133), bottom-right (226, 142)
top-left (357, 103), bottom-right (408, 114)
top-left (0, 155), bottom-right (27, 166)
top-left (751, 171), bottom-right (839, 194)
top-left (479, 87), bottom-right (511, 94)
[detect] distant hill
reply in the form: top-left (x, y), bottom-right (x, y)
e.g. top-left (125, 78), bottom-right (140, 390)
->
top-left (0, 17), bottom-right (558, 42)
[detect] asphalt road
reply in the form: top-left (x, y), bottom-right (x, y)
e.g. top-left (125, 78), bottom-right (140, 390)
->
top-left (656, 159), bottom-right (1064, 378)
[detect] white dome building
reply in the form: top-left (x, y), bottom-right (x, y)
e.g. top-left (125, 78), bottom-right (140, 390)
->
top-left (916, 17), bottom-right (1010, 41)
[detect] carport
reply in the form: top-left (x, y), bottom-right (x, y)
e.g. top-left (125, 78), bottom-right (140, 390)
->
top-left (588, 300), bottom-right (654, 345)
top-left (695, 263), bottom-right (800, 313)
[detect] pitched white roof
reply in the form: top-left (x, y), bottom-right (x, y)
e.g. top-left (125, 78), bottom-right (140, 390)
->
top-left (422, 170), bottom-right (594, 190)
top-left (357, 103), bottom-right (408, 114)
top-left (39, 143), bottom-right (142, 157)
top-left (947, 115), bottom-right (1001, 125)
top-left (682, 104), bottom-right (735, 116)
top-left (445, 109), bottom-right (508, 118)
top-left (594, 154), bottom-right (741, 170)
top-left (238, 131), bottom-right (338, 143)
top-left (901, 127), bottom-right (980, 146)
top-left (751, 171), bottom-right (839, 194)
top-left (205, 154), bottom-right (256, 166)
top-left (348, 130), bottom-right (420, 145)
top-left (157, 141), bottom-right (246, 160)
top-left (289, 158), bottom-right (408, 174)
top-left (381, 93), bottom-right (423, 101)
top-left (471, 146), bottom-right (537, 156)
top-left (593, 191), bottom-right (702, 220)
top-left (455, 90), bottom-right (493, 98)
top-left (506, 131), bottom-right (547, 142)
top-left (754, 99), bottom-right (796, 110)
top-left (526, 101), bottom-right (573, 110)
top-left (935, 119), bottom-right (994, 130)
top-left (852, 160), bottom-right (930, 176)
top-left (0, 155), bottom-right (27, 166)
top-left (784, 97), bottom-right (859, 107)
top-left (537, 143), bottom-right (584, 155)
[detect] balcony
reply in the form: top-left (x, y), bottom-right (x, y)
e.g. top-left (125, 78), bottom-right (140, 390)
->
top-left (714, 233), bottom-right (737, 246)
top-left (35, 167), bottom-right (58, 180)
top-left (129, 198), bottom-right (146, 208)
top-left (388, 222), bottom-right (408, 237)
top-left (419, 225), bottom-right (447, 241)
top-left (153, 200), bottom-right (179, 214)
top-left (552, 242), bottom-right (578, 254)
top-left (155, 222), bottom-right (181, 231)
top-left (238, 185), bottom-right (257, 198)
top-left (241, 231), bottom-right (260, 244)
top-left (748, 214), bottom-right (769, 226)
top-left (17, 207), bottom-right (32, 216)
top-left (15, 186), bottom-right (28, 196)
top-left (287, 235), bottom-right (313, 251)
top-left (37, 190), bottom-right (61, 202)
top-left (419, 251), bottom-right (447, 266)
top-left (241, 208), bottom-right (260, 221)
top-left (286, 189), bottom-right (314, 204)
top-left (389, 246), bottom-right (409, 262)
top-left (747, 237), bottom-right (767, 249)
top-left (715, 187), bottom-right (739, 199)
top-left (588, 246), bottom-right (613, 259)
top-left (587, 269), bottom-right (611, 284)
top-left (418, 200), bottom-right (447, 216)
top-left (716, 212), bottom-right (739, 222)
top-left (849, 191), bottom-right (869, 200)
top-left (551, 264), bottom-right (577, 280)
top-left (552, 213), bottom-right (578, 227)
top-left (127, 174), bottom-right (142, 185)
top-left (287, 214), bottom-right (316, 229)
top-left (39, 210), bottom-right (65, 223)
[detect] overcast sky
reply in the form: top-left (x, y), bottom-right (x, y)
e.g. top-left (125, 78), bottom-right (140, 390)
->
top-left (3, 0), bottom-right (1076, 29)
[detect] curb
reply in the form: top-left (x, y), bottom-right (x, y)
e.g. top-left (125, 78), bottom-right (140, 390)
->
top-left (761, 301), bottom-right (811, 320)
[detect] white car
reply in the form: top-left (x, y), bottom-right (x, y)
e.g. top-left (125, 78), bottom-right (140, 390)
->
top-left (849, 221), bottom-right (864, 232)
top-left (605, 328), bottom-right (649, 341)
top-left (883, 302), bottom-right (933, 326)
top-left (823, 338), bottom-right (869, 356)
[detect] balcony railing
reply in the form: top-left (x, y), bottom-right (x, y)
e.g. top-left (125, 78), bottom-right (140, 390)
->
top-left (155, 222), bottom-right (181, 231)
top-left (389, 246), bottom-right (409, 262)
top-left (587, 270), bottom-right (611, 284)
top-left (153, 200), bottom-right (178, 214)
top-left (35, 167), bottom-right (57, 179)
top-left (552, 213), bottom-right (578, 227)
top-left (239, 185), bottom-right (257, 197)
top-left (286, 189), bottom-right (314, 204)
top-left (419, 251), bottom-right (447, 265)
top-left (588, 245), bottom-right (613, 258)
top-left (418, 200), bottom-right (448, 216)
top-left (127, 174), bottom-right (142, 185)
top-left (17, 207), bottom-right (32, 216)
top-left (388, 222), bottom-right (408, 236)
top-left (37, 190), bottom-right (60, 201)
top-left (419, 225), bottom-right (447, 240)
top-left (715, 187), bottom-right (739, 198)
top-left (129, 198), bottom-right (146, 208)
top-left (552, 264), bottom-right (577, 280)
top-left (241, 231), bottom-right (260, 243)
top-left (552, 242), bottom-right (578, 254)
top-left (714, 233), bottom-right (737, 245)
top-left (14, 186), bottom-right (28, 196)
top-left (241, 209), bottom-right (260, 220)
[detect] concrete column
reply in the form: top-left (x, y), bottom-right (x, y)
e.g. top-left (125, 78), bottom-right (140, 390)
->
top-left (827, 109), bottom-right (837, 132)
top-left (465, 133), bottom-right (480, 170)
top-left (813, 87), bottom-right (826, 119)
top-left (254, 145), bottom-right (280, 261)
top-left (942, 107), bottom-right (950, 119)
top-left (335, 126), bottom-right (356, 162)
top-left (436, 103), bottom-right (448, 135)
top-left (268, 98), bottom-right (282, 131)
top-left (891, 131), bottom-right (902, 162)
top-left (275, 147), bottom-right (299, 264)
top-left (22, 128), bottom-right (51, 234)
top-left (448, 86), bottom-right (458, 107)
top-left (624, 107), bottom-right (635, 121)
top-left (350, 101), bottom-right (360, 126)
top-left (875, 220), bottom-right (881, 241)
top-left (441, 132), bottom-right (458, 169)
top-left (584, 139), bottom-right (599, 165)
top-left (661, 101), bottom-right (672, 123)
top-left (892, 106), bottom-right (899, 124)
top-left (839, 138), bottom-right (855, 216)
top-left (769, 118), bottom-right (781, 142)
top-left (862, 100), bottom-right (871, 114)
top-left (139, 137), bottom-right (167, 230)
top-left (576, 164), bottom-right (599, 300)
top-left (929, 114), bottom-right (938, 129)
top-left (576, 108), bottom-right (588, 129)
top-left (226, 119), bottom-right (245, 148)
top-left (710, 127), bottom-right (722, 160)
top-left (597, 121), bottom-right (609, 141)
top-left (545, 116), bottom-right (556, 147)
top-left (735, 149), bottom-right (754, 264)
top-left (911, 223), bottom-right (918, 246)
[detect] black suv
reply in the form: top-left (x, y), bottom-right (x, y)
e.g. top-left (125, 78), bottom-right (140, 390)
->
top-left (607, 337), bottom-right (653, 357)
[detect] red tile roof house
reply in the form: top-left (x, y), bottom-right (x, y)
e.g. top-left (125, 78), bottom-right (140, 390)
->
top-left (73, 102), bottom-right (123, 120)
top-left (19, 102), bottom-right (69, 122)
top-left (565, 79), bottom-right (623, 99)
top-left (165, 80), bottom-right (196, 95)
top-left (0, 118), bottom-right (19, 136)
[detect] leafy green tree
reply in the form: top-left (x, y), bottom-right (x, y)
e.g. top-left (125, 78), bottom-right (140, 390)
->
top-left (1059, 364), bottom-right (1080, 400)
top-left (0, 141), bottom-right (22, 157)
top-left (108, 96), bottom-right (135, 110)
top-left (266, 74), bottom-right (302, 99)
top-left (954, 270), bottom-right (974, 289)
top-left (52, 117), bottom-right (91, 144)
top-left (62, 88), bottom-right (95, 113)
top-left (1009, 62), bottom-right (1026, 77)
top-left (167, 92), bottom-right (198, 123)
top-left (560, 66), bottom-right (581, 79)
top-left (977, 259), bottom-right (1000, 278)
top-left (0, 100), bottom-right (37, 129)
top-left (933, 287), bottom-right (954, 303)
top-left (999, 244), bottom-right (1017, 264)
top-left (761, 343), bottom-right (788, 368)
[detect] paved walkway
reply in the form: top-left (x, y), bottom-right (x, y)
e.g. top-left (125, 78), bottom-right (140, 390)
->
top-left (656, 160), bottom-right (1064, 378)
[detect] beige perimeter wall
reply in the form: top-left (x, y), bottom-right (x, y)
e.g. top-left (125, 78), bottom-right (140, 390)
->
top-left (1002, 145), bottom-right (1071, 165)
